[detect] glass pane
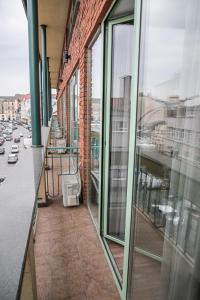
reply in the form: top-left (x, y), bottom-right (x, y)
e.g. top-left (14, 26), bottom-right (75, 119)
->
top-left (130, 1), bottom-right (200, 300)
top-left (108, 0), bottom-right (134, 20)
top-left (88, 33), bottom-right (102, 225)
top-left (107, 22), bottom-right (133, 240)
top-left (70, 69), bottom-right (80, 148)
top-left (106, 21), bottom-right (133, 279)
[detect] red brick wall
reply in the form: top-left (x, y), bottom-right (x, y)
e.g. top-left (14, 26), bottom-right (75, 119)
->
top-left (57, 0), bottom-right (113, 203)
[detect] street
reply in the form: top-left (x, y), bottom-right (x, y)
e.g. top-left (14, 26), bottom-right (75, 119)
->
top-left (0, 125), bottom-right (31, 181)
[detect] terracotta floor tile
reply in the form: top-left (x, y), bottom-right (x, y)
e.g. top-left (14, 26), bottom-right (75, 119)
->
top-left (35, 199), bottom-right (120, 300)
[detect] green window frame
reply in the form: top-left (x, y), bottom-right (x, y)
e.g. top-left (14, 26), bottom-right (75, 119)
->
top-left (98, 0), bottom-right (142, 298)
top-left (87, 28), bottom-right (102, 228)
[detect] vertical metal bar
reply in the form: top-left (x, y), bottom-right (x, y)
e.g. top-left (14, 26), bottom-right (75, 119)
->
top-left (27, 0), bottom-right (42, 146)
top-left (39, 60), bottom-right (43, 125)
top-left (60, 154), bottom-right (63, 195)
top-left (69, 147), bottom-right (71, 174)
top-left (49, 72), bottom-right (52, 119)
top-left (46, 57), bottom-right (49, 121)
top-left (51, 154), bottom-right (54, 197)
top-left (46, 153), bottom-right (49, 196)
top-left (47, 57), bottom-right (52, 121)
top-left (58, 174), bottom-right (60, 196)
top-left (59, 154), bottom-right (62, 174)
top-left (41, 25), bottom-right (48, 127)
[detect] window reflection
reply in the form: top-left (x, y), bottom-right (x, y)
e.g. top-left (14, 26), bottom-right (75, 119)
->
top-left (69, 69), bottom-right (80, 147)
top-left (106, 21), bottom-right (133, 280)
top-left (108, 22), bottom-right (133, 241)
top-left (88, 33), bottom-right (102, 225)
top-left (131, 0), bottom-right (200, 299)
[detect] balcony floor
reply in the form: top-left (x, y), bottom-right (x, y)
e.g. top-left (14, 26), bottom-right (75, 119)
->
top-left (34, 198), bottom-right (120, 300)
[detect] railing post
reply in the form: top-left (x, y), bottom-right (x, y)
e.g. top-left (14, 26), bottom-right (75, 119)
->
top-left (47, 57), bottom-right (52, 120)
top-left (41, 25), bottom-right (48, 127)
top-left (27, 0), bottom-right (42, 146)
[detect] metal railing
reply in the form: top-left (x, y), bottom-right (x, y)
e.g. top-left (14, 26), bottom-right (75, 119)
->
top-left (136, 169), bottom-right (170, 228)
top-left (45, 146), bottom-right (80, 198)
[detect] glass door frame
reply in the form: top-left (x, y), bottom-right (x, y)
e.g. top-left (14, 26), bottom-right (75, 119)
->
top-left (100, 0), bottom-right (142, 298)
top-left (87, 28), bottom-right (102, 229)
top-left (103, 14), bottom-right (134, 246)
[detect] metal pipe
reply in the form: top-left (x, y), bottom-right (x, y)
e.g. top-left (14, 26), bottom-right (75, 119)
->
top-left (49, 72), bottom-right (52, 119)
top-left (47, 57), bottom-right (50, 121)
top-left (41, 25), bottom-right (48, 127)
top-left (27, 0), bottom-right (42, 146)
top-left (39, 60), bottom-right (43, 125)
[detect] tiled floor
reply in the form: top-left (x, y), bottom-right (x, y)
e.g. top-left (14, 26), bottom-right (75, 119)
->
top-left (34, 198), bottom-right (120, 300)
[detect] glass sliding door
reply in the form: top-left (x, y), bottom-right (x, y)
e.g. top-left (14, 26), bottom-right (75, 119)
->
top-left (69, 68), bottom-right (80, 148)
top-left (88, 32), bottom-right (102, 226)
top-left (129, 1), bottom-right (200, 300)
top-left (107, 34), bottom-right (132, 240)
top-left (103, 7), bottom-right (134, 282)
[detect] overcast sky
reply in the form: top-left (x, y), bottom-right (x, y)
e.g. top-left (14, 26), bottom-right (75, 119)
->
top-left (0, 1), bottom-right (29, 96)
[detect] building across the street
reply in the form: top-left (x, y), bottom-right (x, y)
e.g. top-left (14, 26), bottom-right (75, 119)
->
top-left (0, 93), bottom-right (56, 124)
top-left (0, 96), bottom-right (20, 121)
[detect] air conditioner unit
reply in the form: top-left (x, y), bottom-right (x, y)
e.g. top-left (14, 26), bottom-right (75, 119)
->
top-left (56, 138), bottom-right (66, 153)
top-left (62, 173), bottom-right (80, 207)
top-left (54, 129), bottom-right (62, 139)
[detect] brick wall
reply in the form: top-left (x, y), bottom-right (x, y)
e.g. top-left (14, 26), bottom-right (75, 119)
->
top-left (57, 0), bottom-right (113, 203)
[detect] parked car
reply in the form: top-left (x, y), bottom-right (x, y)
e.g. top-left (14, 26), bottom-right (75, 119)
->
top-left (0, 177), bottom-right (5, 183)
top-left (7, 153), bottom-right (18, 164)
top-left (11, 145), bottom-right (19, 153)
top-left (5, 135), bottom-right (12, 141)
top-left (14, 137), bottom-right (20, 143)
top-left (0, 147), bottom-right (5, 154)
top-left (19, 132), bottom-right (23, 137)
top-left (0, 138), bottom-right (4, 146)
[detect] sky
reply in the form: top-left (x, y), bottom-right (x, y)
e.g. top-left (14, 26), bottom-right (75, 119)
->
top-left (0, 1), bottom-right (29, 96)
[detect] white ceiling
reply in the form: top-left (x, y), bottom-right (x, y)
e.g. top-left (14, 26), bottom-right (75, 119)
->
top-left (38, 0), bottom-right (70, 88)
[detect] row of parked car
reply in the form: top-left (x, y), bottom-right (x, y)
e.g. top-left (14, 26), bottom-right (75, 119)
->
top-left (0, 121), bottom-right (26, 164)
top-left (0, 141), bottom-right (19, 163)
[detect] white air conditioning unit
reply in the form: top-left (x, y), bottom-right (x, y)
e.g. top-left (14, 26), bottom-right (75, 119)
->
top-left (62, 173), bottom-right (80, 207)
top-left (56, 138), bottom-right (66, 153)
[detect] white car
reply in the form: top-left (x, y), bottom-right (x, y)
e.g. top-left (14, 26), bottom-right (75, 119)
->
top-left (11, 145), bottom-right (19, 153)
top-left (7, 153), bottom-right (18, 164)
top-left (19, 132), bottom-right (23, 137)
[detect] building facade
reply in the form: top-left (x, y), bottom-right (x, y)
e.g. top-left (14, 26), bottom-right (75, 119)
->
top-left (19, 94), bottom-right (31, 124)
top-left (0, 96), bottom-right (20, 121)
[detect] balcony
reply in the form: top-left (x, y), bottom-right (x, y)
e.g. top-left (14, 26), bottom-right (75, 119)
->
top-left (0, 120), bottom-right (120, 300)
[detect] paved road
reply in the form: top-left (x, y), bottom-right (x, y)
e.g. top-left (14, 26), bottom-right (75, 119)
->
top-left (0, 125), bottom-right (31, 181)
